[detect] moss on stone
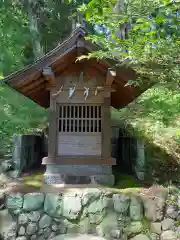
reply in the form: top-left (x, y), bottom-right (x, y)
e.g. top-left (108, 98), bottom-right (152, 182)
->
top-left (114, 174), bottom-right (142, 189)
top-left (141, 217), bottom-right (151, 235)
top-left (23, 172), bottom-right (43, 187)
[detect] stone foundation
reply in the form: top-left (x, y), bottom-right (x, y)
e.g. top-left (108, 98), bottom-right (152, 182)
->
top-left (44, 164), bottom-right (115, 186)
top-left (1, 187), bottom-right (179, 240)
top-left (44, 174), bottom-right (115, 186)
top-left (45, 165), bottom-right (113, 175)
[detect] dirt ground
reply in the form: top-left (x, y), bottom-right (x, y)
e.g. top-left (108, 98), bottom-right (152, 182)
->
top-left (0, 170), bottom-right (169, 198)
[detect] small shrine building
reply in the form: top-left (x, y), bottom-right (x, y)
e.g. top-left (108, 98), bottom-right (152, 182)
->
top-left (3, 27), bottom-right (140, 186)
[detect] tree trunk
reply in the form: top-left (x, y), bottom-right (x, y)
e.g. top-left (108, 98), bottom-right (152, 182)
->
top-left (27, 0), bottom-right (44, 60)
top-left (114, 0), bottom-right (130, 40)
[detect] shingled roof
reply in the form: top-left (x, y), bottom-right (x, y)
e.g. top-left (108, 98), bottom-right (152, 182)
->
top-left (3, 27), bottom-right (141, 109)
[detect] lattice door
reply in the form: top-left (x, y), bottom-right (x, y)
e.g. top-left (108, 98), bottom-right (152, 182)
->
top-left (57, 104), bottom-right (102, 156)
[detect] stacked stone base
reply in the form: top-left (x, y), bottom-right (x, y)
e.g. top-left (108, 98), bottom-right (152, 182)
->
top-left (2, 187), bottom-right (180, 240)
top-left (44, 164), bottom-right (115, 186)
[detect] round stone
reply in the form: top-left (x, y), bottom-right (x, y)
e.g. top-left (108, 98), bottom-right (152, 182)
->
top-left (169, 195), bottom-right (177, 202)
top-left (96, 225), bottom-right (105, 237)
top-left (59, 224), bottom-right (67, 234)
top-left (113, 194), bottom-right (130, 213)
top-left (28, 211), bottom-right (41, 222)
top-left (38, 229), bottom-right (44, 235)
top-left (129, 196), bottom-right (143, 221)
top-left (178, 196), bottom-right (180, 208)
top-left (39, 214), bottom-right (52, 229)
top-left (31, 235), bottom-right (37, 240)
top-left (43, 227), bottom-right (51, 238)
top-left (7, 194), bottom-right (24, 210)
top-left (52, 224), bottom-right (59, 232)
top-left (23, 193), bottom-right (44, 211)
top-left (6, 222), bottom-right (17, 238)
top-left (150, 233), bottom-right (160, 240)
top-left (123, 221), bottom-right (143, 236)
top-left (16, 237), bottom-right (27, 240)
top-left (62, 195), bottom-right (82, 220)
top-left (18, 214), bottom-right (28, 225)
top-left (26, 223), bottom-right (38, 236)
top-left (162, 218), bottom-right (175, 231)
top-left (150, 222), bottom-right (162, 234)
top-left (129, 234), bottom-right (149, 240)
top-left (111, 229), bottom-right (121, 239)
top-left (51, 234), bottom-right (127, 240)
top-left (48, 232), bottom-right (57, 239)
top-left (161, 231), bottom-right (177, 240)
top-left (18, 226), bottom-right (26, 236)
top-left (38, 235), bottom-right (46, 240)
top-left (166, 206), bottom-right (178, 219)
top-left (176, 226), bottom-right (180, 239)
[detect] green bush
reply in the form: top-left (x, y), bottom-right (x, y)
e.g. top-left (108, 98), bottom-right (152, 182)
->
top-left (0, 84), bottom-right (47, 154)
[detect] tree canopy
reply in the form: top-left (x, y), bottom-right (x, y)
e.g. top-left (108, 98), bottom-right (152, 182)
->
top-left (77, 0), bottom-right (180, 86)
top-left (0, 0), bottom-right (90, 153)
top-left (0, 0), bottom-right (91, 75)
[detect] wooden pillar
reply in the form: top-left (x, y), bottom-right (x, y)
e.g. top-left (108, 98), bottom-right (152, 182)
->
top-left (102, 68), bottom-right (116, 163)
top-left (42, 67), bottom-right (57, 163)
top-left (102, 91), bottom-right (111, 161)
top-left (48, 96), bottom-right (57, 162)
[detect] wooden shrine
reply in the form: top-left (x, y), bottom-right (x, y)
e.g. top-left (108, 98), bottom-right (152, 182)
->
top-left (3, 27), bottom-right (139, 185)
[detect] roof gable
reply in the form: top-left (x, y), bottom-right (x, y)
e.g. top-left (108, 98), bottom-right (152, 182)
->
top-left (3, 27), bottom-right (140, 109)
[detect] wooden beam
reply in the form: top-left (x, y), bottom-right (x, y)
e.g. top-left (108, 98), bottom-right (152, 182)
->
top-left (26, 84), bottom-right (45, 95)
top-left (88, 59), bottom-right (107, 74)
top-left (42, 67), bottom-right (56, 86)
top-left (30, 91), bottom-right (49, 108)
top-left (19, 78), bottom-right (45, 92)
top-left (56, 62), bottom-right (84, 77)
top-left (15, 71), bottom-right (42, 88)
top-left (52, 50), bottom-right (77, 71)
top-left (105, 68), bottom-right (116, 86)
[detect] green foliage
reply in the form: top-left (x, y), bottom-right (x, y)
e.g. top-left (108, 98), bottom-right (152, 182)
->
top-left (114, 174), bottom-right (141, 189)
top-left (112, 85), bottom-right (180, 184)
top-left (0, 0), bottom-right (30, 75)
top-left (0, 0), bottom-right (89, 153)
top-left (82, 0), bottom-right (179, 182)
top-left (38, 0), bottom-right (93, 52)
top-left (141, 217), bottom-right (151, 237)
top-left (112, 85), bottom-right (180, 159)
top-left (0, 0), bottom-right (90, 74)
top-left (0, 84), bottom-right (46, 153)
top-left (78, 0), bottom-right (180, 85)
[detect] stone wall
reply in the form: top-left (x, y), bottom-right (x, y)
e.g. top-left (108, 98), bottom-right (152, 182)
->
top-left (1, 188), bottom-right (180, 240)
